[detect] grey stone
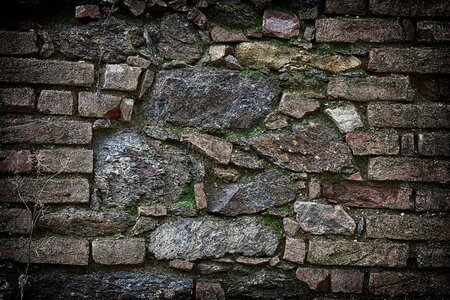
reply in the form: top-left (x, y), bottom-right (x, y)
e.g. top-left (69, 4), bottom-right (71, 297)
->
top-left (205, 3), bottom-right (257, 28)
top-left (143, 124), bottom-right (179, 141)
top-left (92, 238), bottom-right (146, 265)
top-left (138, 70), bottom-right (155, 99)
top-left (263, 10), bottom-right (300, 39)
top-left (100, 64), bottom-right (142, 91)
top-left (325, 104), bottom-right (364, 133)
top-left (123, 0), bottom-right (146, 16)
top-left (148, 217), bottom-right (279, 260)
top-left (230, 149), bottom-right (266, 170)
top-left (75, 5), bottom-right (101, 19)
top-left (0, 31), bottom-right (38, 55)
top-left (130, 217), bottom-right (158, 236)
top-left (0, 87), bottom-right (35, 112)
top-left (38, 90), bottom-right (73, 115)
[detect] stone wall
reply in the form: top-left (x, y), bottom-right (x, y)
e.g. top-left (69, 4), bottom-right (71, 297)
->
top-left (0, 0), bottom-right (449, 299)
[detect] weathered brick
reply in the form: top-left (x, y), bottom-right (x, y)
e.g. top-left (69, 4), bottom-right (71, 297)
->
top-left (37, 90), bottom-right (74, 115)
top-left (368, 157), bottom-right (450, 183)
top-left (0, 209), bottom-right (32, 234)
top-left (78, 92), bottom-right (134, 121)
top-left (0, 238), bottom-right (89, 265)
top-left (369, 272), bottom-right (450, 296)
top-left (283, 237), bottom-right (306, 264)
top-left (365, 214), bottom-right (450, 241)
top-left (0, 177), bottom-right (89, 204)
top-left (100, 64), bottom-right (142, 91)
top-left (327, 76), bottom-right (409, 101)
top-left (417, 21), bottom-right (450, 42)
top-left (415, 187), bottom-right (450, 212)
top-left (0, 117), bottom-right (92, 145)
top-left (0, 58), bottom-right (94, 86)
top-left (325, 0), bottom-right (365, 15)
top-left (346, 132), bottom-right (399, 156)
top-left (296, 268), bottom-right (364, 293)
top-left (322, 181), bottom-right (413, 210)
top-left (418, 133), bottom-right (450, 156)
top-left (368, 47), bottom-right (450, 74)
top-left (92, 238), bottom-right (145, 265)
top-left (369, 0), bottom-right (450, 17)
top-left (401, 133), bottom-right (415, 156)
top-left (417, 243), bottom-right (450, 268)
top-left (0, 150), bottom-right (32, 173)
top-left (0, 87), bottom-right (35, 112)
top-left (367, 104), bottom-right (450, 129)
top-left (316, 18), bottom-right (405, 43)
top-left (308, 240), bottom-right (409, 267)
top-left (36, 149), bottom-right (93, 173)
top-left (0, 31), bottom-right (38, 55)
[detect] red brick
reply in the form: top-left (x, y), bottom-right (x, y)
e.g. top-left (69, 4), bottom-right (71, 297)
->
top-left (0, 238), bottom-right (89, 265)
top-left (322, 181), bottom-right (413, 210)
top-left (283, 237), bottom-right (306, 264)
top-left (0, 87), bottom-right (35, 112)
top-left (0, 150), bottom-right (32, 173)
top-left (92, 238), bottom-right (145, 265)
top-left (0, 58), bottom-right (94, 86)
top-left (417, 243), bottom-right (450, 268)
top-left (316, 18), bottom-right (405, 43)
top-left (369, 0), bottom-right (450, 17)
top-left (368, 47), bottom-right (450, 74)
top-left (418, 133), bottom-right (450, 157)
top-left (36, 149), bottom-right (93, 173)
top-left (78, 92), bottom-right (134, 121)
top-left (325, 0), bottom-right (365, 15)
top-left (196, 282), bottom-right (225, 300)
top-left (0, 31), bottom-right (38, 55)
top-left (0, 117), bottom-right (92, 145)
top-left (0, 177), bottom-right (89, 204)
top-left (308, 240), bottom-right (409, 267)
top-left (0, 209), bottom-right (32, 234)
top-left (417, 21), bottom-right (450, 42)
top-left (366, 214), bottom-right (450, 241)
top-left (37, 90), bottom-right (74, 116)
top-left (415, 187), bottom-right (450, 212)
top-left (296, 267), bottom-right (364, 293)
top-left (368, 157), bottom-right (450, 183)
top-left (369, 272), bottom-right (450, 296)
top-left (346, 132), bottom-right (399, 156)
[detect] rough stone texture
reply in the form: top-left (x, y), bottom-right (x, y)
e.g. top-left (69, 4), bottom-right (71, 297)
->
top-left (196, 282), bottom-right (225, 300)
top-left (325, 104), bottom-right (363, 133)
top-left (138, 70), bottom-right (155, 99)
top-left (0, 58), bottom-right (94, 86)
top-left (369, 272), bottom-right (450, 296)
top-left (0, 238), bottom-right (89, 265)
top-left (417, 21), bottom-right (450, 42)
top-left (188, 7), bottom-right (207, 29)
top-left (141, 68), bottom-right (280, 131)
top-left (322, 181), bottom-right (413, 209)
top-left (194, 183), bottom-right (207, 210)
top-left (205, 2), bottom-right (257, 28)
top-left (418, 133), bottom-right (450, 156)
top-left (0, 31), bottom-right (38, 55)
top-left (368, 47), bottom-right (450, 74)
top-left (417, 243), bottom-right (450, 268)
top-left (230, 149), bottom-right (265, 170)
top-left (308, 240), bottom-right (409, 267)
top-left (100, 64), bottom-right (142, 91)
top-left (283, 238), bottom-right (306, 264)
top-left (0, 150), bottom-right (32, 173)
top-left (209, 45), bottom-right (232, 65)
top-left (368, 157), bottom-right (450, 183)
top-left (93, 130), bottom-right (191, 209)
top-left (182, 133), bottom-right (233, 165)
top-left (123, 0), bottom-right (145, 16)
top-left (316, 18), bottom-right (405, 43)
top-left (369, 0), bottom-right (450, 17)
top-left (130, 217), bottom-right (158, 236)
top-left (365, 214), bottom-right (450, 241)
top-left (236, 257), bottom-right (271, 266)
top-left (37, 90), bottom-right (73, 115)
top-left (211, 27), bottom-right (248, 43)
top-left (0, 87), bottom-right (34, 112)
top-left (0, 209), bottom-right (32, 234)
top-left (415, 187), bottom-right (450, 212)
top-left (78, 92), bottom-right (134, 121)
top-left (138, 204), bottom-right (168, 217)
top-left (279, 93), bottom-right (320, 118)
top-left (413, 75), bottom-right (450, 102)
top-left (169, 259), bottom-right (194, 271)
top-left (148, 217), bottom-right (279, 260)
top-left (208, 170), bottom-right (295, 216)
top-left (327, 76), bottom-right (409, 101)
top-left (75, 5), bottom-right (101, 19)
top-left (0, 117), bottom-right (92, 145)
top-left (294, 201), bottom-right (356, 236)
top-left (127, 55), bottom-right (151, 69)
top-left (401, 133), bottom-right (415, 156)
top-left (250, 119), bottom-right (353, 173)
top-left (346, 132), bottom-right (399, 155)
top-left (296, 268), bottom-right (364, 293)
top-left (36, 149), bottom-right (93, 173)
top-left (263, 10), bottom-right (300, 39)
top-left (283, 218), bottom-right (300, 237)
top-left (38, 208), bottom-right (131, 237)
top-left (325, 0), bottom-right (365, 15)
top-left (367, 104), bottom-right (450, 128)
top-left (92, 238), bottom-right (146, 265)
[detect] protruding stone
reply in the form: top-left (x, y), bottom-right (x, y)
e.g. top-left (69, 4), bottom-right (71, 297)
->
top-left (100, 64), bottom-right (141, 91)
top-left (130, 217), bottom-right (158, 236)
top-left (211, 27), bottom-right (248, 43)
top-left (346, 132), bottom-right (399, 156)
top-left (126, 55), bottom-right (151, 69)
top-left (402, 133), bottom-right (416, 156)
top-left (182, 133), bottom-right (232, 165)
top-left (264, 112), bottom-right (289, 129)
top-left (138, 70), bottom-right (155, 99)
top-left (38, 90), bottom-right (74, 115)
top-left (213, 167), bottom-right (240, 182)
top-left (224, 55), bottom-right (243, 70)
top-left (263, 10), bottom-right (300, 39)
top-left (209, 45), bottom-right (233, 65)
top-left (75, 5), bottom-right (101, 20)
top-left (325, 104), bottom-right (363, 133)
top-left (279, 93), bottom-right (320, 118)
top-left (236, 257), bottom-right (271, 265)
top-left (230, 150), bottom-right (265, 170)
top-left (283, 238), bottom-right (306, 264)
top-left (308, 178), bottom-right (321, 199)
top-left (123, 0), bottom-right (145, 16)
top-left (296, 268), bottom-right (364, 293)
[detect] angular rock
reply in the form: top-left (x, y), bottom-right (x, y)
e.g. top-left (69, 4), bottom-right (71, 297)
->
top-left (141, 68), bottom-right (279, 130)
top-left (207, 170), bottom-right (296, 216)
top-left (296, 268), bottom-right (364, 293)
top-left (263, 10), bottom-right (299, 39)
top-left (38, 30), bottom-right (55, 58)
top-left (130, 217), bottom-right (158, 236)
top-left (224, 55), bottom-right (243, 70)
top-left (325, 104), bottom-right (364, 133)
top-left (138, 69), bottom-right (155, 99)
top-left (123, 0), bottom-right (145, 16)
top-left (194, 182), bottom-right (207, 210)
top-left (418, 133), bottom-right (450, 156)
top-left (346, 132), bottom-right (399, 156)
top-left (182, 133), bottom-right (233, 165)
top-left (169, 259), bottom-right (194, 271)
top-left (0, 31), bottom-right (38, 55)
top-left (92, 238), bottom-right (145, 265)
top-left (127, 55), bottom-right (151, 69)
top-left (148, 217), bottom-right (279, 260)
top-left (0, 87), bottom-right (34, 112)
top-left (283, 238), bottom-right (306, 264)
top-left (38, 90), bottom-right (74, 115)
top-left (325, 0), bottom-right (366, 15)
top-left (415, 187), bottom-right (450, 212)
top-left (0, 150), bottom-right (32, 173)
top-left (214, 167), bottom-right (240, 182)
top-left (417, 243), bottom-right (450, 268)
top-left (100, 64), bottom-right (141, 91)
top-left (369, 0), bottom-right (450, 17)
top-left (283, 218), bottom-right (300, 236)
top-left (146, 0), bottom-right (168, 11)
top-left (264, 112), bottom-right (289, 129)
top-left (205, 3), bottom-right (257, 28)
top-left (138, 204), bottom-right (168, 217)
top-left (236, 257), bottom-right (271, 265)
top-left (75, 5), bottom-right (100, 20)
top-left (78, 92), bottom-right (134, 121)
top-left (0, 209), bottom-right (32, 234)
top-left (230, 149), bottom-right (265, 170)
top-left (294, 201), bottom-right (355, 236)
top-left (279, 92), bottom-right (320, 118)
top-left (196, 282), bottom-right (225, 300)
top-left (211, 27), bottom-right (248, 43)
top-left (417, 21), bottom-right (450, 42)
top-left (188, 8), bottom-right (207, 29)
top-left (36, 149), bottom-right (93, 173)
top-left (209, 45), bottom-right (232, 65)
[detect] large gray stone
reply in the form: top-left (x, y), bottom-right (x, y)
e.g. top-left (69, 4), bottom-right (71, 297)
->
top-left (141, 69), bottom-right (280, 131)
top-left (148, 217), bottom-right (279, 260)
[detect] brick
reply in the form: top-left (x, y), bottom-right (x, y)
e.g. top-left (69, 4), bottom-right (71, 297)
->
top-left (283, 237), bottom-right (306, 264)
top-left (279, 93), bottom-right (320, 119)
top-left (194, 183), bottom-right (207, 210)
top-left (322, 181), bottom-right (413, 210)
top-left (100, 64), bottom-right (142, 91)
top-left (346, 132), bottom-right (399, 156)
top-left (0, 58), bottom-right (94, 86)
top-left (37, 90), bottom-right (74, 115)
top-left (325, 0), bottom-right (365, 15)
top-left (417, 243), bottom-right (450, 268)
top-left (401, 133), bottom-right (415, 156)
top-left (0, 209), bottom-right (32, 234)
top-left (369, 272), bottom-right (450, 296)
top-left (0, 150), bottom-right (32, 173)
top-left (78, 92), bottom-right (134, 121)
top-left (369, 0), bottom-right (450, 17)
top-left (368, 47), bottom-right (450, 74)
top-left (0, 31), bottom-right (38, 55)
top-left (169, 259), bottom-right (194, 271)
top-left (263, 10), bottom-right (299, 39)
top-left (365, 214), bottom-right (450, 241)
top-left (92, 238), bottom-right (145, 265)
top-left (415, 187), bottom-right (450, 212)
top-left (316, 18), bottom-right (405, 43)
top-left (417, 21), bottom-right (450, 42)
top-left (0, 238), bottom-right (89, 265)
top-left (296, 268), bottom-right (364, 293)
top-left (0, 117), bottom-right (92, 145)
top-left (327, 76), bottom-right (409, 101)
top-left (36, 149), bottom-right (93, 173)
top-left (368, 157), bottom-right (450, 183)
top-left (0, 87), bottom-right (35, 112)
top-left (0, 177), bottom-right (90, 204)
top-left (418, 133), bottom-right (450, 156)
top-left (181, 133), bottom-right (232, 165)
top-left (367, 104), bottom-right (450, 129)
top-left (308, 240), bottom-right (409, 267)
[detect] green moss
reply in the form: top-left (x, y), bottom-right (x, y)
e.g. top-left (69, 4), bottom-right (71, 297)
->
top-left (261, 216), bottom-right (283, 238)
top-left (177, 181), bottom-right (196, 209)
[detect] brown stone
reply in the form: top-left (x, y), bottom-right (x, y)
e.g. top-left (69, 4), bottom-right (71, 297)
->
top-left (0, 87), bottom-right (35, 112)
top-left (126, 56), bottom-right (151, 69)
top-left (415, 187), bottom-right (450, 212)
top-left (417, 21), bottom-right (450, 42)
top-left (283, 218), bottom-right (300, 237)
top-left (196, 282), bottom-right (225, 300)
top-left (418, 133), bottom-right (450, 156)
top-left (0, 209), bottom-right (32, 234)
top-left (169, 259), bottom-right (194, 271)
top-left (263, 10), bottom-right (299, 39)
top-left (75, 5), bottom-right (101, 19)
top-left (211, 27), bottom-right (248, 43)
top-left (194, 182), bottom-right (207, 210)
top-left (0, 150), bottom-right (32, 173)
top-left (100, 64), bottom-right (142, 91)
top-left (0, 58), bottom-right (95, 86)
top-left (283, 237), bottom-right (306, 264)
top-left (0, 31), bottom-right (38, 55)
top-left (417, 243), bottom-right (450, 268)
top-left (230, 150), bottom-right (265, 170)
top-left (308, 240), bottom-right (409, 267)
top-left (123, 0), bottom-right (146, 16)
top-left (236, 257), bottom-right (270, 265)
top-left (369, 0), bottom-right (450, 17)
top-left (138, 70), bottom-right (155, 99)
top-left (36, 149), bottom-right (93, 174)
top-left (38, 90), bottom-right (74, 115)
top-left (209, 45), bottom-right (233, 65)
top-left (322, 181), bottom-right (413, 210)
top-left (325, 0), bottom-right (365, 15)
top-left (78, 92), bottom-right (134, 121)
top-left (182, 133), bottom-right (232, 165)
top-left (345, 132), bottom-right (399, 155)
top-left (92, 238), bottom-right (145, 265)
top-left (296, 268), bottom-right (364, 293)
top-left (224, 55), bottom-right (243, 70)
top-left (213, 167), bottom-right (240, 182)
top-left (138, 204), bottom-right (168, 217)
top-left (188, 7), bottom-right (207, 29)
top-left (279, 93), bottom-right (320, 118)
top-left (264, 112), bottom-right (289, 130)
top-left (401, 133), bottom-right (415, 156)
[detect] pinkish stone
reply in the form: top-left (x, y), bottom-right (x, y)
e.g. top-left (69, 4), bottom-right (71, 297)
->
top-left (263, 10), bottom-right (299, 39)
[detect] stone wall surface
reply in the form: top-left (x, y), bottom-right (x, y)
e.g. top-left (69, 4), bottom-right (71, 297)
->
top-left (0, 0), bottom-right (449, 299)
